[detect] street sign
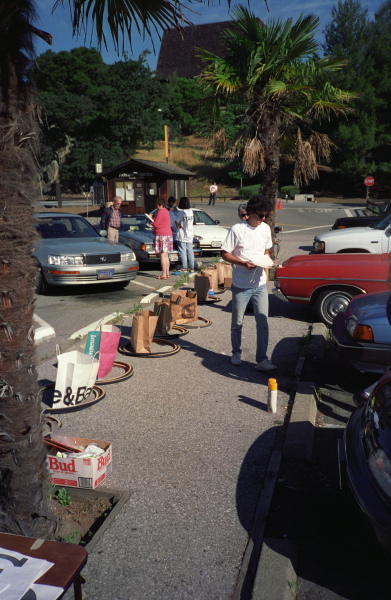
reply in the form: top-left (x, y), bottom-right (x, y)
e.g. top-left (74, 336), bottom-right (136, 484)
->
top-left (364, 176), bottom-right (374, 187)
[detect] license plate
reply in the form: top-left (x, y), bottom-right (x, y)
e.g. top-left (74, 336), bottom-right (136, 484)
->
top-left (97, 269), bottom-right (114, 280)
top-left (211, 241), bottom-right (222, 248)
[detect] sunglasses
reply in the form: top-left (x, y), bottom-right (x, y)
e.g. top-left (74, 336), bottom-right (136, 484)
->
top-left (253, 212), bottom-right (268, 219)
top-left (239, 212), bottom-right (247, 218)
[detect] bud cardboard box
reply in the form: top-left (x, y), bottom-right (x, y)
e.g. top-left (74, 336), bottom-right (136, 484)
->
top-left (46, 436), bottom-right (112, 489)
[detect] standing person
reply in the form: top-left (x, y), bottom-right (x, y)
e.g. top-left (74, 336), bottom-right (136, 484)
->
top-left (149, 198), bottom-right (173, 280)
top-left (166, 196), bottom-right (179, 241)
top-left (100, 196), bottom-right (122, 242)
top-left (238, 203), bottom-right (248, 221)
top-left (221, 195), bottom-right (276, 371)
top-left (208, 182), bottom-right (218, 205)
top-left (175, 196), bottom-right (195, 272)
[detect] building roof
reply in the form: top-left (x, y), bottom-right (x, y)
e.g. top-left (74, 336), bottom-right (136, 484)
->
top-left (101, 159), bottom-right (194, 178)
top-left (156, 21), bottom-right (235, 80)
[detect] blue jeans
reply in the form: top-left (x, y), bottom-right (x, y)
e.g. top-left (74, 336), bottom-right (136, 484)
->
top-left (177, 241), bottom-right (194, 270)
top-left (231, 284), bottom-right (269, 363)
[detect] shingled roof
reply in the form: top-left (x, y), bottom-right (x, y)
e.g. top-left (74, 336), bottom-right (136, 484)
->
top-left (156, 21), bottom-right (235, 80)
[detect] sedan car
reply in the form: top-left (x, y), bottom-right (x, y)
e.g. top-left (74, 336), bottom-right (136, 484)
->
top-left (344, 374), bottom-right (391, 555)
top-left (313, 211), bottom-right (391, 254)
top-left (118, 215), bottom-right (202, 263)
top-left (332, 215), bottom-right (382, 230)
top-left (332, 291), bottom-right (391, 372)
top-left (34, 212), bottom-right (139, 293)
top-left (272, 252), bottom-right (391, 325)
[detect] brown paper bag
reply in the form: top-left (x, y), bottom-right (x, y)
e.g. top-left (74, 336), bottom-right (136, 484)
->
top-left (224, 276), bottom-right (232, 288)
top-left (200, 268), bottom-right (219, 292)
top-left (170, 290), bottom-right (198, 324)
top-left (194, 274), bottom-right (211, 301)
top-left (154, 301), bottom-right (173, 335)
top-left (130, 310), bottom-right (158, 353)
top-left (215, 262), bottom-right (232, 286)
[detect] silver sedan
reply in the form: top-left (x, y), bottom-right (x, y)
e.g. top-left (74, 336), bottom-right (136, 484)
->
top-left (34, 212), bottom-right (139, 293)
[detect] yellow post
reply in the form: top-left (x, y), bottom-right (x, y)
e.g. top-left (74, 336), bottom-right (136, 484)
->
top-left (164, 125), bottom-right (169, 163)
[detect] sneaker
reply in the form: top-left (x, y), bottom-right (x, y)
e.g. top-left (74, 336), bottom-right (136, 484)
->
top-left (255, 359), bottom-right (277, 371)
top-left (231, 352), bottom-right (242, 366)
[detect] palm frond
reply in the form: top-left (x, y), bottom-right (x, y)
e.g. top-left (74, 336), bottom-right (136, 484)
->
top-left (242, 137), bottom-right (265, 176)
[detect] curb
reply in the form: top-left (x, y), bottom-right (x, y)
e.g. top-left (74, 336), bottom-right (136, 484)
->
top-left (250, 322), bottom-right (328, 599)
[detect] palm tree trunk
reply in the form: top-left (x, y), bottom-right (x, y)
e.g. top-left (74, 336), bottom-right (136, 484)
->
top-left (0, 0), bottom-right (55, 537)
top-left (259, 109), bottom-right (280, 254)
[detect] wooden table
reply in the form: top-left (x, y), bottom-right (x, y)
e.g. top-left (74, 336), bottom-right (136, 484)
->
top-left (0, 533), bottom-right (88, 599)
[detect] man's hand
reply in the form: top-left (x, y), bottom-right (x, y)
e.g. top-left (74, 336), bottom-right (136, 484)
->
top-left (243, 260), bottom-right (256, 270)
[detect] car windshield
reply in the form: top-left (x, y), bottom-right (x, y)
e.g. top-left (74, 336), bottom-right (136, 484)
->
top-left (374, 213), bottom-right (391, 230)
top-left (193, 211), bottom-right (216, 226)
top-left (36, 216), bottom-right (100, 239)
top-left (121, 216), bottom-right (152, 232)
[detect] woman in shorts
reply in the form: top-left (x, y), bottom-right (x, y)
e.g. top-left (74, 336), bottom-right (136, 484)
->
top-left (150, 198), bottom-right (173, 279)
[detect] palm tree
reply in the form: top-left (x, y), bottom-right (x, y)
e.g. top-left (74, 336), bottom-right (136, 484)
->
top-left (0, 0), bottom-right (270, 537)
top-left (199, 5), bottom-right (356, 207)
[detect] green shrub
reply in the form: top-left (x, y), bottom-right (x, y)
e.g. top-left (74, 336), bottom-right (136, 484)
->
top-left (280, 185), bottom-right (300, 199)
top-left (239, 185), bottom-right (261, 200)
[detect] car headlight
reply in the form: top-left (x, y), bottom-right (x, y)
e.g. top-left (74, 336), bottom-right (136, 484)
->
top-left (48, 255), bottom-right (84, 265)
top-left (140, 244), bottom-right (154, 252)
top-left (193, 235), bottom-right (203, 241)
top-left (121, 252), bottom-right (135, 262)
top-left (313, 241), bottom-right (325, 252)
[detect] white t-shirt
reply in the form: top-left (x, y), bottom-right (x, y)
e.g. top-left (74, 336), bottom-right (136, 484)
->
top-left (176, 209), bottom-right (194, 243)
top-left (221, 221), bottom-right (272, 288)
top-left (209, 185), bottom-right (218, 194)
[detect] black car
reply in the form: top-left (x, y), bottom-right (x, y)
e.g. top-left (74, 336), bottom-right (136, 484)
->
top-left (345, 374), bottom-right (391, 554)
top-left (332, 215), bottom-right (382, 230)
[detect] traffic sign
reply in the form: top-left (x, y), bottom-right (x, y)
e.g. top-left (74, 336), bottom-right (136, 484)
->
top-left (364, 176), bottom-right (374, 187)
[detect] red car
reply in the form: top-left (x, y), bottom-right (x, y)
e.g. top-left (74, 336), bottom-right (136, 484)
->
top-left (272, 252), bottom-right (390, 325)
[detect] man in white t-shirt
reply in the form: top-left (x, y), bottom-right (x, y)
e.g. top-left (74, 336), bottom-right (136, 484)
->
top-left (221, 196), bottom-right (276, 371)
top-left (208, 182), bottom-right (218, 205)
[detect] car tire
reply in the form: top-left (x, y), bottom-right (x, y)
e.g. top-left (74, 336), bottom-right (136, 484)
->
top-left (36, 266), bottom-right (49, 295)
top-left (315, 289), bottom-right (355, 326)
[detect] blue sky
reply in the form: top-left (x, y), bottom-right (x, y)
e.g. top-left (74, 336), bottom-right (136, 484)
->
top-left (33, 0), bottom-right (385, 70)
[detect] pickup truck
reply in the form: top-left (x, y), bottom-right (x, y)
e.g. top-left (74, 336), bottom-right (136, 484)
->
top-left (332, 215), bottom-right (382, 229)
top-left (272, 252), bottom-right (390, 325)
top-left (314, 212), bottom-right (391, 254)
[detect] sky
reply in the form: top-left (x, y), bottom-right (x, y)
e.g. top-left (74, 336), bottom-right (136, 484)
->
top-left (33, 0), bottom-right (385, 70)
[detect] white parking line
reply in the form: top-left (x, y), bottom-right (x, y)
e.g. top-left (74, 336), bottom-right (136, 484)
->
top-left (131, 280), bottom-right (157, 289)
top-left (344, 209), bottom-right (353, 217)
top-left (69, 312), bottom-right (121, 340)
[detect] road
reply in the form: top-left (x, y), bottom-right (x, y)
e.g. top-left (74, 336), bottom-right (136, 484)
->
top-left (34, 200), bottom-right (367, 360)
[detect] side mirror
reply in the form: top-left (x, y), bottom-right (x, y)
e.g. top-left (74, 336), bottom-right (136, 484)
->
top-left (214, 220), bottom-right (220, 225)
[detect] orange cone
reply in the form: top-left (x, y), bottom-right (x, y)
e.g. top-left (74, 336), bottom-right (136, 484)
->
top-left (276, 198), bottom-right (283, 210)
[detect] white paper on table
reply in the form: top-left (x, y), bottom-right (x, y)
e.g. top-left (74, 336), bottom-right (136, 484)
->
top-left (29, 583), bottom-right (64, 600)
top-left (244, 254), bottom-right (274, 268)
top-left (0, 548), bottom-right (54, 600)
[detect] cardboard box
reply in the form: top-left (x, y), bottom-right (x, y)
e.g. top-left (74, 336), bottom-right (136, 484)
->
top-left (46, 436), bottom-right (112, 489)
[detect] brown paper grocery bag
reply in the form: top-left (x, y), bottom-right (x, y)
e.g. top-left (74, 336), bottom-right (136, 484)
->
top-left (215, 262), bottom-right (232, 286)
top-left (200, 268), bottom-right (219, 292)
top-left (130, 310), bottom-right (158, 353)
top-left (154, 300), bottom-right (173, 335)
top-left (170, 290), bottom-right (198, 324)
top-left (224, 276), bottom-right (232, 288)
top-left (194, 274), bottom-right (210, 301)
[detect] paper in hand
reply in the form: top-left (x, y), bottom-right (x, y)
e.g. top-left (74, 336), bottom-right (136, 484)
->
top-left (144, 213), bottom-right (154, 223)
top-left (246, 255), bottom-right (274, 268)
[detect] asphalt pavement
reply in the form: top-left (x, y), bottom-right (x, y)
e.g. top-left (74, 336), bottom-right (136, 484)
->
top-left (38, 274), bottom-right (311, 600)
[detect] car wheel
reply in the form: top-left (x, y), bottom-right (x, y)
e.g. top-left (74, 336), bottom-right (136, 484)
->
top-left (315, 289), bottom-right (354, 326)
top-left (36, 266), bottom-right (49, 295)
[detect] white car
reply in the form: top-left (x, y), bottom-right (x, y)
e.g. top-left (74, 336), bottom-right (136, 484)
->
top-left (191, 208), bottom-right (228, 252)
top-left (313, 212), bottom-right (391, 254)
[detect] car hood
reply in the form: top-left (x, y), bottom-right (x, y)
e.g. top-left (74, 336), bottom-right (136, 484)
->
top-left (347, 291), bottom-right (391, 341)
top-left (193, 224), bottom-right (227, 241)
top-left (34, 237), bottom-right (130, 255)
top-left (120, 230), bottom-right (152, 244)
top-left (314, 226), bottom-right (375, 242)
top-left (279, 252), bottom-right (389, 270)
